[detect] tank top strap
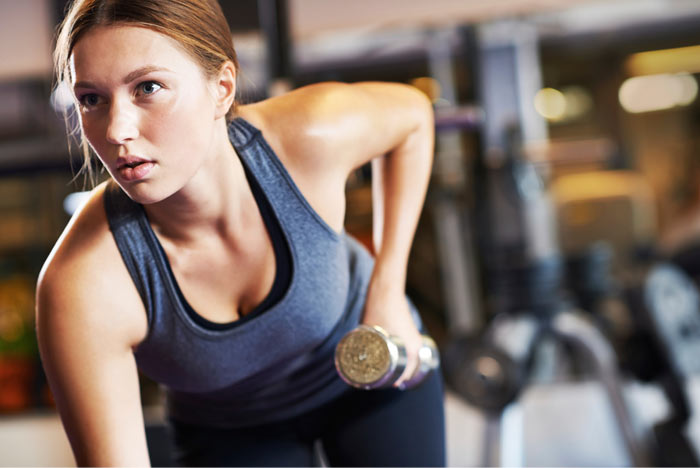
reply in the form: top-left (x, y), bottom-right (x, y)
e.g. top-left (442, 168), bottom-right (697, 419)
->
top-left (227, 117), bottom-right (342, 240)
top-left (103, 180), bottom-right (164, 327)
top-left (227, 116), bottom-right (260, 148)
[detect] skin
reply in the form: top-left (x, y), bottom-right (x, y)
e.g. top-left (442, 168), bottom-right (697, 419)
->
top-left (36, 24), bottom-right (434, 466)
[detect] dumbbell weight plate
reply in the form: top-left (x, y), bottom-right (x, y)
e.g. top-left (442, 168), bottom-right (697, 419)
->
top-left (443, 335), bottom-right (525, 412)
top-left (335, 325), bottom-right (407, 389)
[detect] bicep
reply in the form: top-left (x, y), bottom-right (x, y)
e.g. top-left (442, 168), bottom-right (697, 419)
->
top-left (36, 274), bottom-right (150, 467)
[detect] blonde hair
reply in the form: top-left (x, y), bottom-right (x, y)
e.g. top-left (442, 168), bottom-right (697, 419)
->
top-left (54, 0), bottom-right (239, 185)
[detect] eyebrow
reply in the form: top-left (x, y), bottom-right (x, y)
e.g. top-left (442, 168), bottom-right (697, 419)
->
top-left (73, 65), bottom-right (173, 90)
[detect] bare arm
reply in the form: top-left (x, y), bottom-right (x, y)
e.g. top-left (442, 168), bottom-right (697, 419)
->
top-left (36, 191), bottom-right (150, 466)
top-left (348, 83), bottom-right (435, 385)
top-left (246, 82), bottom-right (435, 384)
top-left (362, 83), bottom-right (435, 290)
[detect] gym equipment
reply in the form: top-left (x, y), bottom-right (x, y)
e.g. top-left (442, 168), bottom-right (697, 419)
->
top-left (335, 325), bottom-right (440, 390)
top-left (443, 313), bottom-right (538, 413)
top-left (444, 306), bottom-right (650, 466)
top-left (430, 21), bottom-right (699, 466)
top-left (443, 123), bottom-right (651, 466)
top-left (621, 263), bottom-right (700, 466)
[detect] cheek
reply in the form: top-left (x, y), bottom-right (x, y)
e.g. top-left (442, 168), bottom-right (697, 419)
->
top-left (80, 116), bottom-right (108, 157)
top-left (147, 88), bottom-right (216, 154)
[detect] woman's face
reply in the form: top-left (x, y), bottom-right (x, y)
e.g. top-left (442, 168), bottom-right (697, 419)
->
top-left (71, 25), bottom-right (222, 204)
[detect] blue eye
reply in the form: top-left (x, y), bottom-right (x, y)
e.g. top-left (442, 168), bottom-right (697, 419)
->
top-left (138, 81), bottom-right (162, 96)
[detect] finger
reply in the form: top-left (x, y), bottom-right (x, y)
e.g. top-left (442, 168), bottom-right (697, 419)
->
top-left (394, 346), bottom-right (419, 388)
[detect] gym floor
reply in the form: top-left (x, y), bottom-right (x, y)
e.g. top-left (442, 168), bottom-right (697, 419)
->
top-left (445, 378), bottom-right (688, 467)
top-left (1, 377), bottom-right (699, 466)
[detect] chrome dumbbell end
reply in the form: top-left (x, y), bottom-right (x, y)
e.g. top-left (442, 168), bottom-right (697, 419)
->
top-left (334, 325), bottom-right (407, 389)
top-left (335, 325), bottom-right (439, 390)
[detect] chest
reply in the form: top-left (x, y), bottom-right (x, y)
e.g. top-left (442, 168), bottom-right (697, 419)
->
top-left (162, 227), bottom-right (277, 323)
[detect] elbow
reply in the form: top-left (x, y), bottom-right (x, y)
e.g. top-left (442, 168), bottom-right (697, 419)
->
top-left (406, 89), bottom-right (435, 159)
top-left (402, 83), bottom-right (435, 130)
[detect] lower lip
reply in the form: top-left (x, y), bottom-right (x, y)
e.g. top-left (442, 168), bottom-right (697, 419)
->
top-left (117, 162), bottom-right (155, 181)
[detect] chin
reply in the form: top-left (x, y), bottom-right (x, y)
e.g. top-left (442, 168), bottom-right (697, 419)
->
top-left (115, 179), bottom-right (172, 206)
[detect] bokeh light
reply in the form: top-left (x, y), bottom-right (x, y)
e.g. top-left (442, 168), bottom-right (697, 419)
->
top-left (619, 73), bottom-right (698, 113)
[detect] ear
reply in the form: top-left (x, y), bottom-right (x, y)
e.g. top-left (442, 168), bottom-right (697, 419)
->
top-left (212, 61), bottom-right (236, 119)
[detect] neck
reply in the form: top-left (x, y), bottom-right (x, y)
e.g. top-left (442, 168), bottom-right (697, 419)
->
top-left (143, 121), bottom-right (252, 244)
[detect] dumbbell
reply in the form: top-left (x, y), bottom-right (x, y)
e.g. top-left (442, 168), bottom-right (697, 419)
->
top-left (334, 324), bottom-right (440, 390)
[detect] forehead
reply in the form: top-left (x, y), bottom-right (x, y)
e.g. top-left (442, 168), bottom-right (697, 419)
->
top-left (71, 24), bottom-right (202, 83)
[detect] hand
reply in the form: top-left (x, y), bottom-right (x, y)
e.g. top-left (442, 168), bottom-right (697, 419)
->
top-left (361, 281), bottom-right (423, 389)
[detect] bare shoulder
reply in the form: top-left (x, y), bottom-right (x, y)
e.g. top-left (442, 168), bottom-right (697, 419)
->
top-left (36, 181), bottom-right (147, 350)
top-left (238, 81), bottom-right (433, 174)
top-left (235, 82), bottom-right (432, 233)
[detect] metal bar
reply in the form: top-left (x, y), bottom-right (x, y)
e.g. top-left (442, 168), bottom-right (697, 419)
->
top-left (257, 0), bottom-right (293, 87)
top-left (552, 311), bottom-right (651, 467)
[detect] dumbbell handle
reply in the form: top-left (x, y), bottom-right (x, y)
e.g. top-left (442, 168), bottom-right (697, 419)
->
top-left (403, 333), bottom-right (441, 389)
top-left (334, 325), bottom-right (439, 390)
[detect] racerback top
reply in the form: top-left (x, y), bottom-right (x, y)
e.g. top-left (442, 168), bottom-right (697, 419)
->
top-left (103, 117), bottom-right (421, 428)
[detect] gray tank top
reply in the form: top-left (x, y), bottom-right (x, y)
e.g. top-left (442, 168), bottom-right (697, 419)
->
top-left (104, 117), bottom-right (420, 428)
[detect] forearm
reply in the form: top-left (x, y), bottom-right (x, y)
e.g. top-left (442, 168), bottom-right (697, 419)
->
top-left (370, 102), bottom-right (434, 290)
top-left (43, 346), bottom-right (152, 467)
top-left (36, 281), bottom-right (151, 467)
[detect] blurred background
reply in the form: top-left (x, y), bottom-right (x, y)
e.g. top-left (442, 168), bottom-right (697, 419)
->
top-left (2, 0), bottom-right (700, 465)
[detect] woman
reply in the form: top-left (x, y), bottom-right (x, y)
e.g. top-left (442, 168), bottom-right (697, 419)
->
top-left (36, 0), bottom-right (445, 466)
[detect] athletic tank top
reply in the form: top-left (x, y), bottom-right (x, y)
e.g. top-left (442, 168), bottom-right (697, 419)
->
top-left (105, 118), bottom-right (373, 427)
top-left (104, 117), bottom-right (421, 428)
top-left (166, 148), bottom-right (292, 331)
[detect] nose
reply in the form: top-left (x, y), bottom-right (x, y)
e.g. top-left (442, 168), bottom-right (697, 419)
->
top-left (105, 99), bottom-right (139, 145)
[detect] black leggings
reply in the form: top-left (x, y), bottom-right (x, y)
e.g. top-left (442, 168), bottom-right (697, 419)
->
top-left (169, 371), bottom-right (446, 467)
